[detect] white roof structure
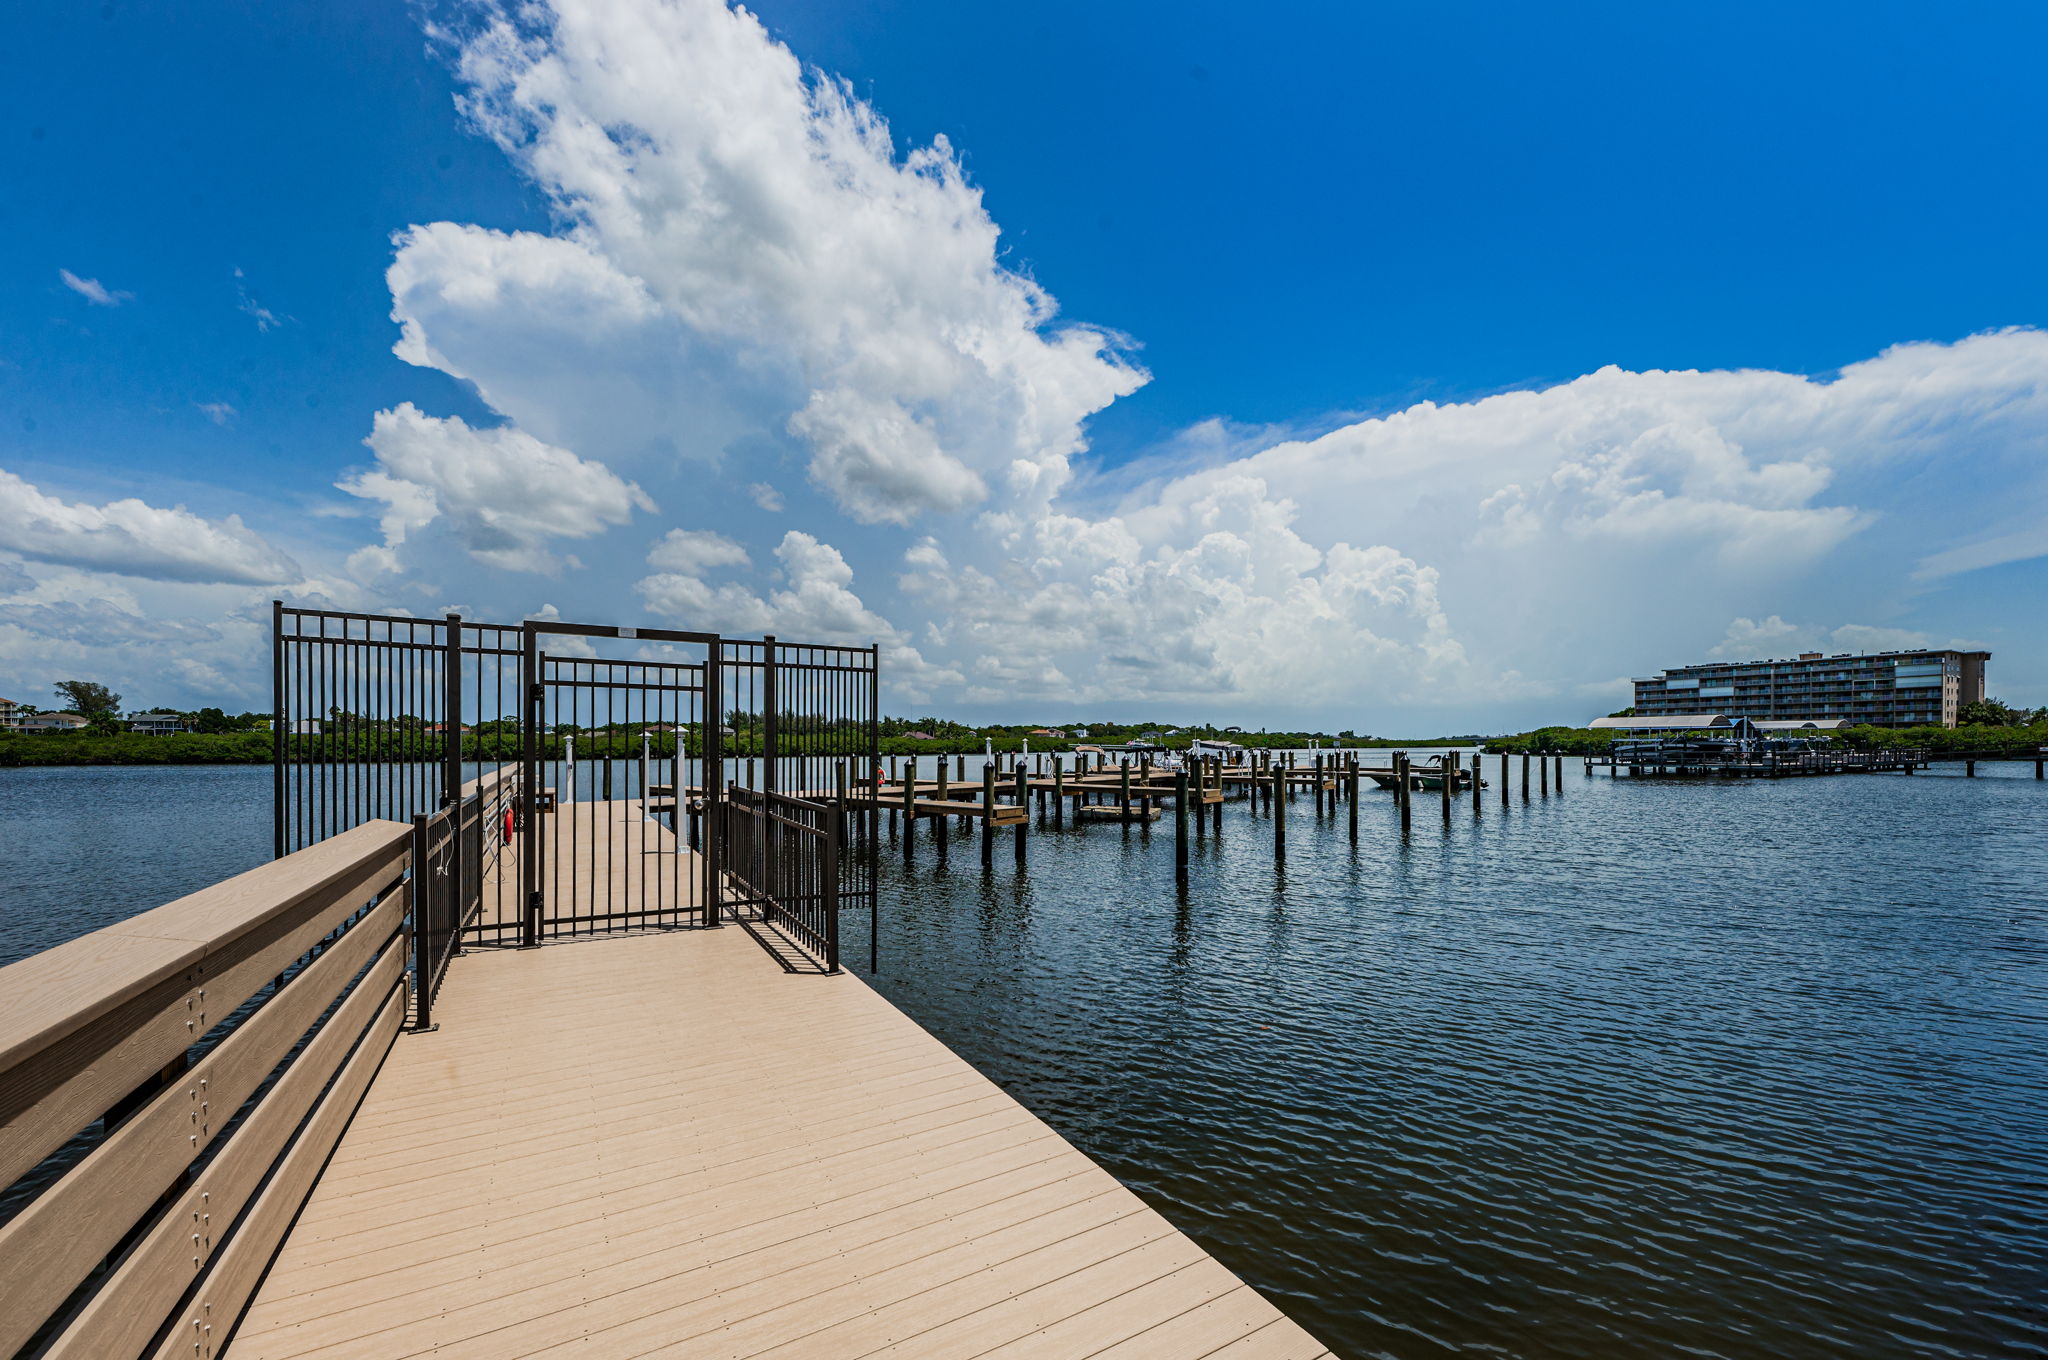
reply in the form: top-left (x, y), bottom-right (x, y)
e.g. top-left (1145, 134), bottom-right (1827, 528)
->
top-left (1587, 714), bottom-right (1739, 730)
top-left (1754, 718), bottom-right (1849, 731)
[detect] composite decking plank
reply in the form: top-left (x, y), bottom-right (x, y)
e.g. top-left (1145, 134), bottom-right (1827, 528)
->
top-left (257, 1099), bottom-right (1052, 1288)
top-left (1070, 1285), bottom-right (1301, 1359)
top-left (699, 1217), bottom-right (1187, 1360)
top-left (240, 1155), bottom-right (1107, 1358)
top-left (942, 1256), bottom-right (1250, 1360)
top-left (229, 872), bottom-right (1324, 1359)
top-left (511, 1196), bottom-right (1162, 1360)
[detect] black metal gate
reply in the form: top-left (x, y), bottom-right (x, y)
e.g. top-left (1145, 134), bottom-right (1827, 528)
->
top-left (517, 622), bottom-right (718, 947)
top-left (274, 604), bottom-right (879, 980)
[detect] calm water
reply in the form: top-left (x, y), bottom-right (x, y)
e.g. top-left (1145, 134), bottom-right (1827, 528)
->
top-left (2, 761), bottom-right (2043, 1358)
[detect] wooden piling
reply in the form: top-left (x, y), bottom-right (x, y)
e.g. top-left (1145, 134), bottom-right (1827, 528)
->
top-left (902, 759), bottom-right (917, 848)
top-left (1175, 768), bottom-right (1189, 870)
top-left (1014, 766), bottom-right (1028, 863)
top-left (1053, 756), bottom-right (1066, 825)
top-left (935, 758), bottom-right (949, 852)
top-left (1441, 752), bottom-right (1454, 822)
top-left (1500, 751), bottom-right (1509, 805)
top-left (1540, 754), bottom-right (1549, 796)
top-left (1348, 755), bottom-right (1360, 842)
top-left (1966, 759), bottom-right (1977, 777)
top-left (1521, 752), bottom-right (1530, 801)
top-left (1397, 754), bottom-right (1412, 837)
top-left (981, 764), bottom-right (995, 865)
top-left (1273, 762), bottom-right (1286, 859)
top-left (1473, 752), bottom-right (1482, 819)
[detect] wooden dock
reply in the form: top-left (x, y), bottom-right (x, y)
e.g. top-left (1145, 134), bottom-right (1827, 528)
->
top-left (230, 927), bottom-right (1326, 1359)
top-left (0, 779), bottom-right (1329, 1359)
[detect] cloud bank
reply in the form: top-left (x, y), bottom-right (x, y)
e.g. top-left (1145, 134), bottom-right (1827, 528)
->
top-left (9, 0), bottom-right (2046, 723)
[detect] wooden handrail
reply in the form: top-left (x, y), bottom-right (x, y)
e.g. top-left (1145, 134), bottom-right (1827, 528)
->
top-left (0, 820), bottom-right (408, 1077)
top-left (0, 819), bottom-right (414, 1360)
top-left (0, 820), bottom-right (409, 1185)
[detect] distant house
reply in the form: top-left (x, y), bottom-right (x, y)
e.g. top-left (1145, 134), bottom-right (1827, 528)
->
top-left (641, 724), bottom-right (681, 735)
top-left (903, 730), bottom-right (936, 741)
top-left (425, 723), bottom-right (471, 735)
top-left (1028, 728), bottom-right (1065, 739)
top-left (19, 713), bottom-right (89, 734)
top-left (1138, 731), bottom-right (1163, 741)
top-left (126, 710), bottom-right (193, 736)
top-left (1069, 728), bottom-right (1090, 739)
top-left (290, 719), bottom-right (324, 735)
top-left (0, 697), bottom-right (21, 732)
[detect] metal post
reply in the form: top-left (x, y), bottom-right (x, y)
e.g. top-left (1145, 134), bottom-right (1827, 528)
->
top-left (443, 612), bottom-right (464, 809)
top-left (519, 624), bottom-right (541, 948)
top-left (704, 640), bottom-right (724, 928)
top-left (761, 634), bottom-right (778, 795)
top-left (409, 812), bottom-right (436, 1032)
top-left (271, 599), bottom-right (287, 858)
top-left (822, 792), bottom-right (842, 975)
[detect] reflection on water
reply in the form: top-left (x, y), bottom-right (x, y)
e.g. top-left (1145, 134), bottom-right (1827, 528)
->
top-left (2, 760), bottom-right (2043, 1359)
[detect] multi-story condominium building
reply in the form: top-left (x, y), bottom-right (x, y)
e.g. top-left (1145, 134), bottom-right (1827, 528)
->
top-left (0, 697), bottom-right (20, 732)
top-left (1633, 648), bottom-right (1989, 728)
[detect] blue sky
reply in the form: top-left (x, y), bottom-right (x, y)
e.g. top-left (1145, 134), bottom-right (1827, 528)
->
top-left (3, 1), bottom-right (2045, 727)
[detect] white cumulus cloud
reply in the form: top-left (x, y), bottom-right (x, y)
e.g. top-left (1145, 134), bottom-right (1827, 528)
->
top-left (339, 0), bottom-right (2048, 722)
top-left (0, 468), bottom-right (301, 585)
top-left (339, 403), bottom-right (655, 575)
top-left (394, 0), bottom-right (1143, 522)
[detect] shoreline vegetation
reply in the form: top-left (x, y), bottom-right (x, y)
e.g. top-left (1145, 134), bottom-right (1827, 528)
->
top-left (2, 719), bottom-right (2041, 769)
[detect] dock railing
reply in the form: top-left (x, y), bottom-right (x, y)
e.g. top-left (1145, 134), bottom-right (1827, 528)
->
top-left (722, 785), bottom-right (842, 974)
top-left (411, 765), bottom-right (520, 1030)
top-left (0, 819), bottom-right (414, 1359)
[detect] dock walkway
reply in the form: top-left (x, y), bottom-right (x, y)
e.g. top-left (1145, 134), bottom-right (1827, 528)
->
top-left (231, 930), bottom-right (1327, 1360)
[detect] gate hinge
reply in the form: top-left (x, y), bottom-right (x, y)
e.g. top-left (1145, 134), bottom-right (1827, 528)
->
top-left (529, 682), bottom-right (545, 701)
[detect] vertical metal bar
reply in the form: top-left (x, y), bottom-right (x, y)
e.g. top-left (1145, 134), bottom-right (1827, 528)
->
top-left (704, 639), bottom-right (723, 926)
top-left (271, 601), bottom-right (287, 858)
top-left (444, 613), bottom-right (464, 808)
top-left (823, 789), bottom-right (841, 974)
top-left (410, 812), bottom-right (433, 1031)
top-left (760, 635), bottom-right (776, 797)
top-left (520, 624), bottom-right (541, 948)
